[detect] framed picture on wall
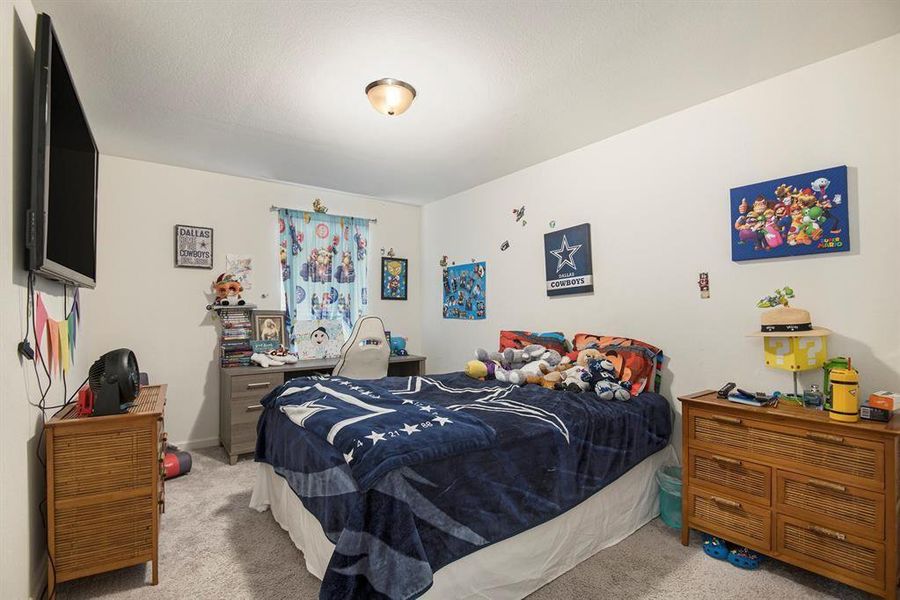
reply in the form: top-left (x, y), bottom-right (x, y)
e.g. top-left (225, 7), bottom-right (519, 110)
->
top-left (251, 310), bottom-right (287, 347)
top-left (543, 223), bottom-right (593, 296)
top-left (730, 165), bottom-right (849, 261)
top-left (174, 224), bottom-right (214, 268)
top-left (381, 257), bottom-right (408, 300)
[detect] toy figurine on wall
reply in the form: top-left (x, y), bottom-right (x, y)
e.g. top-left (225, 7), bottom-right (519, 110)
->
top-left (312, 198), bottom-right (328, 213)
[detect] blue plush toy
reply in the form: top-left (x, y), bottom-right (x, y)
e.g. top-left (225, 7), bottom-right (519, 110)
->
top-left (584, 358), bottom-right (632, 401)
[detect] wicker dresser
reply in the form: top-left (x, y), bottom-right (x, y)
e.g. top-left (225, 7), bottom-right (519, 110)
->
top-left (679, 390), bottom-right (900, 599)
top-left (45, 384), bottom-right (167, 597)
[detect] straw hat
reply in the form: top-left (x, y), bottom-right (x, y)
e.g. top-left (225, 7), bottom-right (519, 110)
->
top-left (749, 305), bottom-right (832, 337)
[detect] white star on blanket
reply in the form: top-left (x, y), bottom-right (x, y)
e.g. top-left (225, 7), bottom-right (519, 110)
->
top-left (432, 416), bottom-right (453, 426)
top-left (400, 423), bottom-right (420, 436)
top-left (365, 430), bottom-right (386, 445)
top-left (343, 448), bottom-right (354, 463)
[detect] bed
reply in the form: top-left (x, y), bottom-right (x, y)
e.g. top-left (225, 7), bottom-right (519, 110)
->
top-left (250, 372), bottom-right (674, 600)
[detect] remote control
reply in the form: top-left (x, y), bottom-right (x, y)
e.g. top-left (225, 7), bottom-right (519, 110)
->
top-left (717, 382), bottom-right (736, 398)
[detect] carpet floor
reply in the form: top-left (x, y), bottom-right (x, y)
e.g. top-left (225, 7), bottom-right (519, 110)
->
top-left (57, 447), bottom-right (874, 599)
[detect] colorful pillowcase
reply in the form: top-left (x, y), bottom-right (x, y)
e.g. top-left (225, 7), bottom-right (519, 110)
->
top-left (499, 330), bottom-right (568, 355)
top-left (571, 333), bottom-right (664, 394)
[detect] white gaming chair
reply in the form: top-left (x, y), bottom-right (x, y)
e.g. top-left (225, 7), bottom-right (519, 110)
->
top-left (332, 316), bottom-right (390, 379)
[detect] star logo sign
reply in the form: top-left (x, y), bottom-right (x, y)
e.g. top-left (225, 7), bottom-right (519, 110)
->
top-left (550, 235), bottom-right (581, 273)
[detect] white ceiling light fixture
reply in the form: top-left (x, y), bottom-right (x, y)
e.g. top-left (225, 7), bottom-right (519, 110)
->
top-left (365, 78), bottom-right (416, 116)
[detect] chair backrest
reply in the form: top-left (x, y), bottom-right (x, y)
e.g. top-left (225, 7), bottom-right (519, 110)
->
top-left (332, 316), bottom-right (390, 379)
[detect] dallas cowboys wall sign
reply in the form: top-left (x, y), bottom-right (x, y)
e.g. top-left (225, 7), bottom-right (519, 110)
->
top-left (544, 223), bottom-right (593, 296)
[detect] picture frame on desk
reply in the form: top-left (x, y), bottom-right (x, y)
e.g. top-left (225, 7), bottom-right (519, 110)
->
top-left (251, 310), bottom-right (286, 347)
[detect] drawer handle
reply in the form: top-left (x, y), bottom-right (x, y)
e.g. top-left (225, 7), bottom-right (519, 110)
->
top-left (711, 454), bottom-right (743, 466)
top-left (808, 525), bottom-right (846, 541)
top-left (711, 415), bottom-right (742, 425)
top-left (710, 496), bottom-right (742, 510)
top-left (246, 382), bottom-right (271, 389)
top-left (807, 478), bottom-right (847, 493)
top-left (806, 432), bottom-right (844, 444)
top-left (246, 404), bottom-right (264, 412)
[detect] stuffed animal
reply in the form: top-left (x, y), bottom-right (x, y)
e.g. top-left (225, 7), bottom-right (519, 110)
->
top-left (585, 357), bottom-right (631, 401)
top-left (561, 365), bottom-right (590, 393)
top-left (576, 348), bottom-right (603, 367)
top-left (210, 273), bottom-right (245, 307)
top-left (465, 359), bottom-right (497, 380)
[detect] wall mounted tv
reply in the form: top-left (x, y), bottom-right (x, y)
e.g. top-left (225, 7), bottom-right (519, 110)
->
top-left (26, 13), bottom-right (98, 288)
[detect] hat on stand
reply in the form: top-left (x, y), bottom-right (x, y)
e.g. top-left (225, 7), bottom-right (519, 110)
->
top-left (749, 305), bottom-right (831, 337)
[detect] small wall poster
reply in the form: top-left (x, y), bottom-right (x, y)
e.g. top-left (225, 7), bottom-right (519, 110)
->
top-left (293, 318), bottom-right (346, 359)
top-left (225, 254), bottom-right (253, 290)
top-left (442, 262), bottom-right (486, 320)
top-left (544, 223), bottom-right (593, 296)
top-left (174, 224), bottom-right (213, 268)
top-left (731, 165), bottom-right (849, 261)
top-left (381, 257), bottom-right (408, 300)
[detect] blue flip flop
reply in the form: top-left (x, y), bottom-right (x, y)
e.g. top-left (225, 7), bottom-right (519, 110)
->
top-left (727, 546), bottom-right (761, 570)
top-left (702, 534), bottom-right (729, 560)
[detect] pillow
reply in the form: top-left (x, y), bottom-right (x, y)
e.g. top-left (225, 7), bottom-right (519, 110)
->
top-left (499, 330), bottom-right (568, 355)
top-left (571, 333), bottom-right (664, 394)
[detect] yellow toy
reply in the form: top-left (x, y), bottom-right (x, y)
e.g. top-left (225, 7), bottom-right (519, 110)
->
top-left (828, 361), bottom-right (860, 423)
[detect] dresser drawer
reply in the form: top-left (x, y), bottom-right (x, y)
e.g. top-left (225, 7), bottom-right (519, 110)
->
top-left (687, 487), bottom-right (771, 550)
top-left (230, 397), bottom-right (266, 425)
top-left (689, 449), bottom-right (771, 506)
top-left (231, 373), bottom-right (280, 398)
top-left (690, 409), bottom-right (884, 489)
top-left (776, 514), bottom-right (884, 593)
top-left (776, 470), bottom-right (884, 540)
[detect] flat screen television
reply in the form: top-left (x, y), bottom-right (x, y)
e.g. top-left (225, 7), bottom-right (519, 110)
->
top-left (27, 13), bottom-right (98, 288)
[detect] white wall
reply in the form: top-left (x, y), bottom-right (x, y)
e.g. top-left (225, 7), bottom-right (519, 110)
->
top-left (1, 1), bottom-right (91, 597)
top-left (422, 35), bottom-right (900, 452)
top-left (83, 156), bottom-right (422, 448)
top-left (1, 12), bottom-right (421, 594)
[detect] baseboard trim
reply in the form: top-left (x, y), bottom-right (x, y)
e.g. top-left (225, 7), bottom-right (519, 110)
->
top-left (170, 436), bottom-right (220, 451)
top-left (31, 554), bottom-right (47, 600)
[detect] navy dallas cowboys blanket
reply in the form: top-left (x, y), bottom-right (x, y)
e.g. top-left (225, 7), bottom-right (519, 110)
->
top-left (256, 373), bottom-right (672, 600)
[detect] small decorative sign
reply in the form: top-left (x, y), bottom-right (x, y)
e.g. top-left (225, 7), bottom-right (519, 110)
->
top-left (174, 224), bottom-right (213, 268)
top-left (544, 223), bottom-right (593, 296)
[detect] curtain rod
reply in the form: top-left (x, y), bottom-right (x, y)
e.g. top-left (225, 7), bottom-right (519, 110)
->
top-left (269, 205), bottom-right (377, 224)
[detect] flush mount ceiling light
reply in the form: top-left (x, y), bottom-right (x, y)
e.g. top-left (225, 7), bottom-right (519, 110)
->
top-left (365, 78), bottom-right (416, 116)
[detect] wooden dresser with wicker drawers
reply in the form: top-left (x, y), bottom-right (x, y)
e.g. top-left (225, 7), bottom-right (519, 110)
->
top-left (45, 384), bottom-right (167, 597)
top-left (680, 390), bottom-right (900, 599)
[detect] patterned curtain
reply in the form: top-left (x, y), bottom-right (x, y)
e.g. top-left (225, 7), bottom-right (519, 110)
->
top-left (278, 209), bottom-right (369, 349)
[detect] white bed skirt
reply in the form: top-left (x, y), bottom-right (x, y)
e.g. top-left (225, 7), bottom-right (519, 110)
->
top-left (250, 444), bottom-right (677, 599)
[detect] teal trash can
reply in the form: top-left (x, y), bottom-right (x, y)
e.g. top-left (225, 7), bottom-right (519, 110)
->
top-left (656, 465), bottom-right (682, 529)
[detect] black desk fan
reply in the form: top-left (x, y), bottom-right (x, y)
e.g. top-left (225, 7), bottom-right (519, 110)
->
top-left (88, 348), bottom-right (141, 416)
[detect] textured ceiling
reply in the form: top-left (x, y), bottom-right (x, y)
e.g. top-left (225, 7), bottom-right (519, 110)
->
top-left (33, 0), bottom-right (900, 204)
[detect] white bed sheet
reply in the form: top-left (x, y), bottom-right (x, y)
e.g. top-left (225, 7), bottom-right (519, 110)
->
top-left (250, 444), bottom-right (677, 599)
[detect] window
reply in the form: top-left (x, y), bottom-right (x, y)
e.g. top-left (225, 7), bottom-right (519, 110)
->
top-left (278, 209), bottom-right (370, 349)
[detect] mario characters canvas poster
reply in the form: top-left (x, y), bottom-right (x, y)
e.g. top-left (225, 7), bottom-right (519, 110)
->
top-left (442, 262), bottom-right (486, 320)
top-left (731, 166), bottom-right (849, 262)
top-left (544, 223), bottom-right (593, 296)
top-left (381, 257), bottom-right (408, 301)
